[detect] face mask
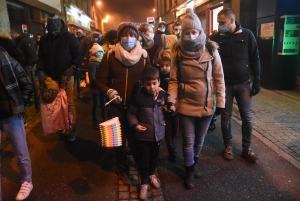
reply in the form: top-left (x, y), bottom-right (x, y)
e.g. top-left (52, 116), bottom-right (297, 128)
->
top-left (183, 34), bottom-right (199, 41)
top-left (148, 33), bottom-right (154, 40)
top-left (94, 38), bottom-right (99, 41)
top-left (161, 28), bottom-right (166, 32)
top-left (218, 21), bottom-right (232, 33)
top-left (121, 37), bottom-right (136, 51)
top-left (95, 52), bottom-right (103, 59)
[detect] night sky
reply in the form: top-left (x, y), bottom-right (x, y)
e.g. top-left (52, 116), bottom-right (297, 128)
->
top-left (96, 0), bottom-right (155, 32)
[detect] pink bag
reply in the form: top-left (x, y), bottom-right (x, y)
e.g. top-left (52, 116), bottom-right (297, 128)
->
top-left (40, 89), bottom-right (69, 135)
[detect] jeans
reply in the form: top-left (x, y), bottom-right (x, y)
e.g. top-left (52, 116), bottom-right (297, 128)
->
top-left (138, 140), bottom-right (161, 184)
top-left (0, 116), bottom-right (32, 185)
top-left (92, 94), bottom-right (107, 124)
top-left (221, 81), bottom-right (253, 149)
top-left (179, 114), bottom-right (213, 166)
top-left (66, 76), bottom-right (76, 125)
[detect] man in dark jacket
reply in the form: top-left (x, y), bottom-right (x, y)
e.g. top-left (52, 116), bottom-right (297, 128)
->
top-left (0, 46), bottom-right (33, 200)
top-left (154, 21), bottom-right (171, 46)
top-left (76, 29), bottom-right (90, 99)
top-left (37, 13), bottom-right (84, 141)
top-left (11, 30), bottom-right (38, 78)
top-left (209, 8), bottom-right (261, 163)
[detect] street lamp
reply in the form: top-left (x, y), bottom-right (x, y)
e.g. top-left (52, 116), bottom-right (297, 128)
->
top-left (101, 15), bottom-right (109, 32)
top-left (97, 1), bottom-right (101, 5)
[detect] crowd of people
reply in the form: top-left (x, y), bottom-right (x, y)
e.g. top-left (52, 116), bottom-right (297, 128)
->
top-left (0, 7), bottom-right (261, 201)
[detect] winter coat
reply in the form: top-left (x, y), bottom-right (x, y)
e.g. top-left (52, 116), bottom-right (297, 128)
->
top-left (127, 87), bottom-right (166, 142)
top-left (0, 33), bottom-right (25, 66)
top-left (0, 58), bottom-right (33, 119)
top-left (209, 22), bottom-right (261, 85)
top-left (159, 72), bottom-right (169, 92)
top-left (78, 35), bottom-right (90, 63)
top-left (37, 20), bottom-right (84, 80)
top-left (87, 60), bottom-right (101, 95)
top-left (146, 43), bottom-right (159, 68)
top-left (14, 33), bottom-right (37, 66)
top-left (167, 41), bottom-right (225, 117)
top-left (154, 30), bottom-right (171, 47)
top-left (95, 48), bottom-right (150, 109)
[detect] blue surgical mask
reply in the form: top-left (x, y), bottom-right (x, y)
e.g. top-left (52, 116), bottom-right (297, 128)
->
top-left (218, 21), bottom-right (232, 33)
top-left (121, 37), bottom-right (136, 51)
top-left (161, 28), bottom-right (166, 32)
top-left (95, 51), bottom-right (103, 59)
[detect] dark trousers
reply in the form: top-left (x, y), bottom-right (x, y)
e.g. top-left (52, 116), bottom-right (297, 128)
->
top-left (164, 113), bottom-right (179, 149)
top-left (138, 140), bottom-right (161, 184)
top-left (107, 105), bottom-right (130, 171)
top-left (74, 70), bottom-right (83, 95)
top-left (92, 94), bottom-right (107, 123)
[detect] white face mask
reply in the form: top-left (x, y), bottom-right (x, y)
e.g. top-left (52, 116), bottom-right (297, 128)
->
top-left (161, 28), bottom-right (166, 32)
top-left (121, 37), bottom-right (137, 50)
top-left (148, 33), bottom-right (154, 40)
top-left (183, 33), bottom-right (199, 41)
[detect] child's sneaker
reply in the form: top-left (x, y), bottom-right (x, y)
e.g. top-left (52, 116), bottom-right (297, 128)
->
top-left (149, 174), bottom-right (160, 189)
top-left (15, 181), bottom-right (33, 200)
top-left (139, 184), bottom-right (148, 200)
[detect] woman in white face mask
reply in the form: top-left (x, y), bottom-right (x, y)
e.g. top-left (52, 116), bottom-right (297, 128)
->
top-left (138, 23), bottom-right (160, 67)
top-left (94, 22), bottom-right (150, 185)
top-left (167, 8), bottom-right (225, 189)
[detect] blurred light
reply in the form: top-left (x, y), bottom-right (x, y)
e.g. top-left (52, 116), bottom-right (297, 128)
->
top-left (153, 8), bottom-right (156, 12)
top-left (97, 1), bottom-right (101, 5)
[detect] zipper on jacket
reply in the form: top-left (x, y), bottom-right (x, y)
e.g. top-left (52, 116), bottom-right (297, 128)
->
top-left (124, 67), bottom-right (128, 109)
top-left (205, 61), bottom-right (209, 108)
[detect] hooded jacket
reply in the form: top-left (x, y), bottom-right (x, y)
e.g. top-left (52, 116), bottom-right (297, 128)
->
top-left (127, 87), bottom-right (166, 142)
top-left (37, 20), bottom-right (84, 80)
top-left (14, 33), bottom-right (37, 66)
top-left (209, 22), bottom-right (261, 85)
top-left (167, 41), bottom-right (225, 117)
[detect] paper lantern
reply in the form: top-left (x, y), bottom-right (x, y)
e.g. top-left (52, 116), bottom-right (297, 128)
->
top-left (99, 117), bottom-right (122, 147)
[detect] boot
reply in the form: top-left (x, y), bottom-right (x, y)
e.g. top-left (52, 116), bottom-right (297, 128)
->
top-left (194, 157), bottom-right (200, 178)
top-left (66, 126), bottom-right (76, 141)
top-left (184, 164), bottom-right (195, 189)
top-left (168, 147), bottom-right (176, 162)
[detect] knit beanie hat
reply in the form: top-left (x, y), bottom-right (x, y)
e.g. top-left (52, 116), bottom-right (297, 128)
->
top-left (89, 43), bottom-right (104, 54)
top-left (104, 30), bottom-right (118, 45)
top-left (159, 21), bottom-right (166, 28)
top-left (117, 22), bottom-right (139, 40)
top-left (47, 13), bottom-right (62, 32)
top-left (181, 8), bottom-right (202, 31)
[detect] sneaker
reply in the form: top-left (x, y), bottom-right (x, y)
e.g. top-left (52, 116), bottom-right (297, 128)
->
top-left (58, 129), bottom-right (66, 135)
top-left (242, 148), bottom-right (259, 162)
top-left (149, 174), bottom-right (160, 189)
top-left (223, 146), bottom-right (233, 160)
top-left (139, 184), bottom-right (148, 200)
top-left (15, 181), bottom-right (33, 201)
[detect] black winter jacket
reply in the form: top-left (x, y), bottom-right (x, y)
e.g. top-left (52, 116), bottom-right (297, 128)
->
top-left (0, 59), bottom-right (33, 119)
top-left (154, 30), bottom-right (171, 47)
top-left (14, 33), bottom-right (37, 66)
top-left (37, 20), bottom-right (84, 80)
top-left (209, 22), bottom-right (261, 85)
top-left (127, 87), bottom-right (166, 142)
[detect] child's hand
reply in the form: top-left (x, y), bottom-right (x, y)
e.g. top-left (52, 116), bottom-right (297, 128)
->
top-left (135, 125), bottom-right (147, 132)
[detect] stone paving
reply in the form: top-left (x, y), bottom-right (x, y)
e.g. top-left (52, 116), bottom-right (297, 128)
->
top-left (232, 88), bottom-right (300, 169)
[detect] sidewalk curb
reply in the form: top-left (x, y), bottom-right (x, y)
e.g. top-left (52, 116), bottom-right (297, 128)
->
top-left (231, 111), bottom-right (300, 170)
top-left (273, 90), bottom-right (300, 101)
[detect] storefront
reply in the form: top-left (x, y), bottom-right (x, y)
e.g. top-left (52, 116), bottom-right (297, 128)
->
top-left (65, 4), bottom-right (93, 37)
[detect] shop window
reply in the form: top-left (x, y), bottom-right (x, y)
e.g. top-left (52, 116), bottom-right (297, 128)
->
top-left (211, 6), bottom-right (223, 34)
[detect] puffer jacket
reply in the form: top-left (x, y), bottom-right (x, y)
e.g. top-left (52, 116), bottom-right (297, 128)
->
top-left (0, 59), bottom-right (33, 119)
top-left (168, 41), bottom-right (225, 117)
top-left (209, 22), bottom-right (260, 85)
top-left (127, 87), bottom-right (166, 142)
top-left (37, 20), bottom-right (84, 80)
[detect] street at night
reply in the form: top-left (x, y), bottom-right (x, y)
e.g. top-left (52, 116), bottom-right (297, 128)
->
top-left (1, 87), bottom-right (300, 201)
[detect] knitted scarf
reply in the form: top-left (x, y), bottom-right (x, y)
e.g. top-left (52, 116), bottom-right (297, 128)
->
top-left (0, 47), bottom-right (25, 118)
top-left (114, 41), bottom-right (143, 66)
top-left (179, 30), bottom-right (206, 59)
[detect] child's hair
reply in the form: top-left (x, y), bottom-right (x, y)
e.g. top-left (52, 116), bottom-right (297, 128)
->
top-left (141, 67), bottom-right (160, 82)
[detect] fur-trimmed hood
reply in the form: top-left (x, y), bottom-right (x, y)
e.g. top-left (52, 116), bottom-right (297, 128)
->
top-left (0, 33), bottom-right (12, 40)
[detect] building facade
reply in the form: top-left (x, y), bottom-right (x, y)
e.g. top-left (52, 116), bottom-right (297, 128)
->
top-left (155, 0), bottom-right (300, 90)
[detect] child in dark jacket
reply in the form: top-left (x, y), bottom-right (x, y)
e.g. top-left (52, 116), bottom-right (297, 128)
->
top-left (158, 50), bottom-right (179, 162)
top-left (127, 67), bottom-right (166, 200)
top-left (87, 43), bottom-right (106, 129)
